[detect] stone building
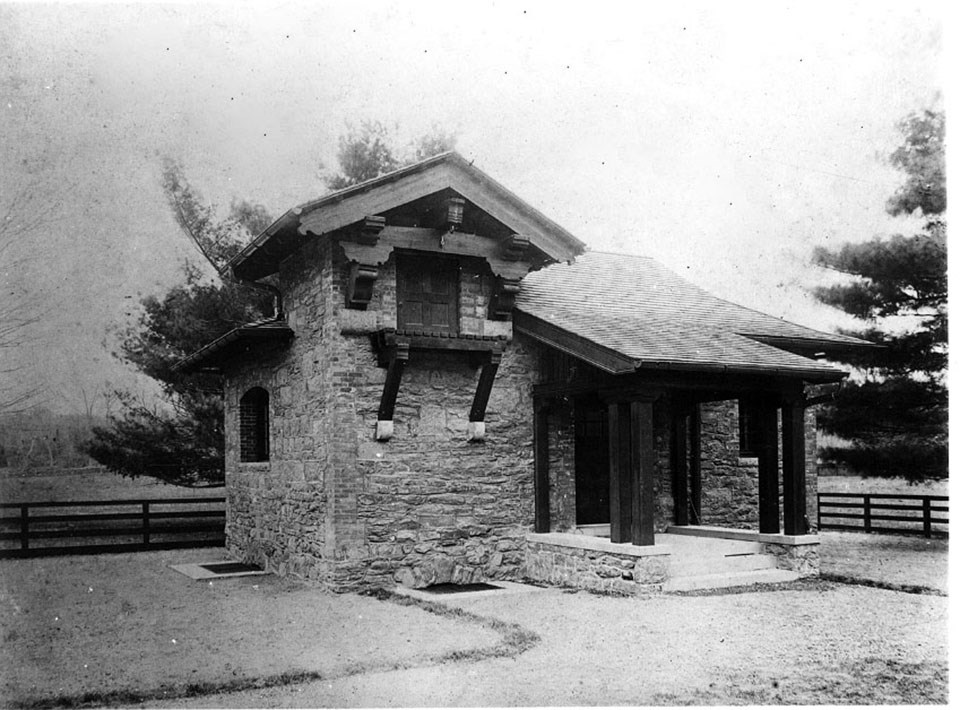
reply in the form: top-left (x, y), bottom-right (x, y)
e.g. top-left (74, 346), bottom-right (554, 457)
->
top-left (179, 152), bottom-right (868, 593)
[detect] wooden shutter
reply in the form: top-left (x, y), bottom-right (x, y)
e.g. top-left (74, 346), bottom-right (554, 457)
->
top-left (397, 254), bottom-right (459, 333)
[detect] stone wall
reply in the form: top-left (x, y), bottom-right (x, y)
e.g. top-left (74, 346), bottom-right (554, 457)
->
top-left (763, 540), bottom-right (820, 577)
top-left (524, 534), bottom-right (669, 594)
top-left (699, 399), bottom-right (761, 529)
top-left (541, 396), bottom-right (817, 536)
top-left (223, 238), bottom-right (539, 590)
top-left (547, 403), bottom-right (576, 532)
top-left (222, 234), bottom-right (335, 584)
top-left (347, 339), bottom-right (539, 590)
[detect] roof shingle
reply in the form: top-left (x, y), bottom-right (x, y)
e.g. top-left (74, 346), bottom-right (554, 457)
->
top-left (515, 251), bottom-right (868, 379)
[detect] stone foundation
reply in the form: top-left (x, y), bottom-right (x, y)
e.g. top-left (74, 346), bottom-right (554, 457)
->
top-left (524, 532), bottom-right (670, 594)
top-left (762, 540), bottom-right (821, 577)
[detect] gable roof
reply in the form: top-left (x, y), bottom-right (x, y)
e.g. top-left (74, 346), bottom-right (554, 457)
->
top-left (230, 152), bottom-right (586, 281)
top-left (515, 251), bottom-right (872, 381)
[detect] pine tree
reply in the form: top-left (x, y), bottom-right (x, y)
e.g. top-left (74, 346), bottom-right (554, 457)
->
top-left (813, 108), bottom-right (946, 481)
top-left (85, 127), bottom-right (457, 485)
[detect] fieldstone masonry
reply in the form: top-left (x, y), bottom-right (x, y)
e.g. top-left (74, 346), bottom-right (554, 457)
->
top-left (222, 236), bottom-right (542, 590)
top-left (220, 235), bottom-right (821, 592)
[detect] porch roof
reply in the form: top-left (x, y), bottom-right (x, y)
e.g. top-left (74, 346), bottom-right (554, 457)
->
top-left (174, 319), bottom-right (293, 373)
top-left (514, 251), bottom-right (872, 381)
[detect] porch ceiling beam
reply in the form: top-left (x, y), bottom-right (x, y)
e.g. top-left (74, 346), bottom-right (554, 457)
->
top-left (532, 362), bottom-right (826, 400)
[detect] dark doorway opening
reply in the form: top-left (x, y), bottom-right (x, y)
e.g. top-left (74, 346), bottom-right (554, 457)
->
top-left (575, 397), bottom-right (609, 525)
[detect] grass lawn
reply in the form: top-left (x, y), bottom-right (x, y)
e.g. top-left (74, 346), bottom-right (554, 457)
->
top-left (0, 468), bottom-right (223, 504)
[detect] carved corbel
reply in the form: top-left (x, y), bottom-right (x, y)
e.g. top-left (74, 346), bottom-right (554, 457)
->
top-left (346, 262), bottom-right (379, 309)
top-left (490, 277), bottom-right (522, 319)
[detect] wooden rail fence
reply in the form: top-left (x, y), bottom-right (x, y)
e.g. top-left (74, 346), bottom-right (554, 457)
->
top-left (818, 492), bottom-right (948, 537)
top-left (0, 497), bottom-right (226, 559)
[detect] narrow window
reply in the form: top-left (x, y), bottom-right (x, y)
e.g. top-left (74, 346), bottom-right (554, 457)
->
top-left (396, 253), bottom-right (459, 333)
top-left (240, 387), bottom-right (269, 462)
top-left (738, 398), bottom-right (760, 458)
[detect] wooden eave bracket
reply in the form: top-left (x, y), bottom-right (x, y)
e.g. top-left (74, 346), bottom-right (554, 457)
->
top-left (376, 340), bottom-right (409, 441)
top-left (468, 350), bottom-right (503, 441)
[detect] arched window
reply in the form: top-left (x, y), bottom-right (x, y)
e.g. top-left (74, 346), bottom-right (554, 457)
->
top-left (239, 387), bottom-right (270, 462)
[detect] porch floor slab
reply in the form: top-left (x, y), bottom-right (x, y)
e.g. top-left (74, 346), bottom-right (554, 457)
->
top-left (662, 568), bottom-right (800, 592)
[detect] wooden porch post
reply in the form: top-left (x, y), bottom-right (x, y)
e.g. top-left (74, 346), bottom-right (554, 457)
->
top-left (756, 396), bottom-right (781, 534)
top-left (631, 400), bottom-right (656, 546)
top-left (689, 405), bottom-right (702, 525)
top-left (672, 406), bottom-right (689, 526)
top-left (608, 402), bottom-right (632, 543)
top-left (534, 401), bottom-right (551, 533)
top-left (781, 399), bottom-right (807, 535)
top-left (608, 397), bottom-right (656, 546)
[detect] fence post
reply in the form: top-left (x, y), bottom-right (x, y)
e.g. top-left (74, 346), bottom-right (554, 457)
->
top-left (863, 495), bottom-right (871, 533)
top-left (20, 505), bottom-right (29, 551)
top-left (142, 502), bottom-right (150, 545)
top-left (923, 497), bottom-right (932, 538)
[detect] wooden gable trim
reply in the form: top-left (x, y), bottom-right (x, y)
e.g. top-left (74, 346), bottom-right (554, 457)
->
top-left (299, 158), bottom-right (584, 262)
top-left (229, 155), bottom-right (585, 281)
top-left (298, 164), bottom-right (584, 261)
top-left (338, 225), bottom-right (534, 281)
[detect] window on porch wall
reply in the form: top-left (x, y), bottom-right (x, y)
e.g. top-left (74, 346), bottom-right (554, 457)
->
top-left (738, 398), bottom-right (761, 458)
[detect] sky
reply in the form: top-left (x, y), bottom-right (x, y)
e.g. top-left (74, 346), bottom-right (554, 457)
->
top-left (0, 0), bottom-right (945, 415)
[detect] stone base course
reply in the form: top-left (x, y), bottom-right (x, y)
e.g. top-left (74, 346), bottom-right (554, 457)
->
top-left (523, 533), bottom-right (670, 594)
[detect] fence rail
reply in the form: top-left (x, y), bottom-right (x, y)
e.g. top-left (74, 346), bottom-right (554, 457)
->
top-left (0, 497), bottom-right (226, 559)
top-left (818, 492), bottom-right (948, 538)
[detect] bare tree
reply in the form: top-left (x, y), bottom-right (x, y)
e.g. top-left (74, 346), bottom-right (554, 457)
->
top-left (0, 162), bottom-right (65, 413)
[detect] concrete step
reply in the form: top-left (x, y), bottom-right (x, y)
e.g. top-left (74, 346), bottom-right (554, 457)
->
top-left (662, 568), bottom-right (800, 593)
top-left (668, 552), bottom-right (778, 576)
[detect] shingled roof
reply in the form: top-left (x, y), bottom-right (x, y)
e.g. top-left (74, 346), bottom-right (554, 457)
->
top-left (514, 251), bottom-right (871, 381)
top-left (174, 319), bottom-right (293, 373)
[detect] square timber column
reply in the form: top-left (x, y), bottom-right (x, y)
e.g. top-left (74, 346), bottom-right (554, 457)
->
top-left (533, 401), bottom-right (551, 533)
top-left (756, 395), bottom-right (781, 534)
top-left (671, 406), bottom-right (689, 526)
top-left (630, 400), bottom-right (656, 546)
top-left (608, 402), bottom-right (632, 543)
top-left (607, 397), bottom-right (657, 546)
top-left (781, 398), bottom-right (807, 535)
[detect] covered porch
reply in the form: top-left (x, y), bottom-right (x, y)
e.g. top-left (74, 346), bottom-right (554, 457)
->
top-left (522, 358), bottom-right (827, 591)
top-left (511, 251), bottom-right (871, 592)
